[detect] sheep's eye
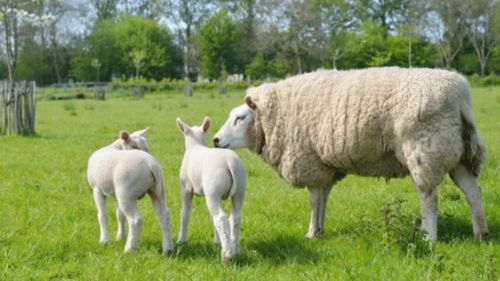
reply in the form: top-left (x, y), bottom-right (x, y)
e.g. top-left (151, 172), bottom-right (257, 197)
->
top-left (233, 116), bottom-right (245, 126)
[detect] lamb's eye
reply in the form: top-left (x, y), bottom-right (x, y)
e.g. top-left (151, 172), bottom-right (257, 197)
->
top-left (233, 116), bottom-right (245, 126)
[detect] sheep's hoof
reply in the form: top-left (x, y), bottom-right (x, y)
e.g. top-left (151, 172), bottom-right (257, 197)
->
top-left (305, 228), bottom-right (323, 239)
top-left (475, 231), bottom-right (489, 241)
top-left (116, 233), bottom-right (125, 241)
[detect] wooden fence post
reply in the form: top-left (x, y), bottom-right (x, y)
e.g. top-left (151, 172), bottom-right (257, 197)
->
top-left (0, 80), bottom-right (36, 135)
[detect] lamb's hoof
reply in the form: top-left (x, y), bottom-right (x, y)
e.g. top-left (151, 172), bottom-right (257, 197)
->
top-left (162, 248), bottom-right (175, 256)
top-left (475, 231), bottom-right (489, 241)
top-left (116, 233), bottom-right (125, 241)
top-left (176, 239), bottom-right (187, 244)
top-left (100, 239), bottom-right (110, 245)
top-left (124, 246), bottom-right (137, 253)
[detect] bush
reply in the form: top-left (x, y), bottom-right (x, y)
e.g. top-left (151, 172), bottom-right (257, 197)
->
top-left (108, 76), bottom-right (250, 93)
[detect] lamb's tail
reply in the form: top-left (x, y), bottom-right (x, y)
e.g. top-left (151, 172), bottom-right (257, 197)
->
top-left (149, 160), bottom-right (165, 198)
top-left (459, 90), bottom-right (486, 177)
top-left (227, 158), bottom-right (246, 198)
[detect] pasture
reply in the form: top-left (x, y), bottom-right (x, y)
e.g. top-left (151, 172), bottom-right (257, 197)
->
top-left (1, 87), bottom-right (499, 280)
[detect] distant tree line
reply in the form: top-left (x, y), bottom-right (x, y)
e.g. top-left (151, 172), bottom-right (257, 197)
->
top-left (1, 0), bottom-right (499, 86)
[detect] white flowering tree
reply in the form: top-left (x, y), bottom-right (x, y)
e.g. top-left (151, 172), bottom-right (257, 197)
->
top-left (0, 0), bottom-right (54, 135)
top-left (0, 0), bottom-right (54, 85)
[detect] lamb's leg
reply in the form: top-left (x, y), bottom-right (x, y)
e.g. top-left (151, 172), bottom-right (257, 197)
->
top-left (230, 191), bottom-right (245, 255)
top-left (149, 191), bottom-right (174, 254)
top-left (177, 187), bottom-right (193, 243)
top-left (118, 198), bottom-right (144, 253)
top-left (205, 196), bottom-right (233, 261)
top-left (450, 164), bottom-right (489, 240)
top-left (92, 188), bottom-right (109, 245)
top-left (116, 207), bottom-right (126, 240)
top-left (306, 186), bottom-right (322, 238)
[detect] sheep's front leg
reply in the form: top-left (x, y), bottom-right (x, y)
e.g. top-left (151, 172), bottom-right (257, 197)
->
top-left (177, 187), bottom-right (193, 243)
top-left (116, 207), bottom-right (126, 240)
top-left (92, 188), bottom-right (110, 245)
top-left (306, 186), bottom-right (322, 238)
top-left (230, 191), bottom-right (245, 255)
top-left (205, 196), bottom-right (233, 261)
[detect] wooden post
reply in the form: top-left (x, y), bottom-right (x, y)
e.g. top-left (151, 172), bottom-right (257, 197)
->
top-left (0, 80), bottom-right (36, 135)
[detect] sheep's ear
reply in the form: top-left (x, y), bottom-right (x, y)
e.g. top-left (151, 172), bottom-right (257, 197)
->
top-left (245, 96), bottom-right (257, 110)
top-left (176, 118), bottom-right (189, 135)
top-left (202, 117), bottom-right (211, 133)
top-left (120, 130), bottom-right (130, 143)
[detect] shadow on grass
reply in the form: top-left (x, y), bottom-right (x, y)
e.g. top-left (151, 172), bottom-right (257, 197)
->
top-left (245, 234), bottom-right (319, 265)
top-left (438, 214), bottom-right (500, 243)
top-left (162, 234), bottom-right (319, 266)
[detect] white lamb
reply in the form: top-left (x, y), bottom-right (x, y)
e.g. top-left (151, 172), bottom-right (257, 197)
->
top-left (176, 117), bottom-right (246, 261)
top-left (87, 128), bottom-right (174, 254)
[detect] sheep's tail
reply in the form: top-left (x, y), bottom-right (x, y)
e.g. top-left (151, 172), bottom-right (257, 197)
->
top-left (459, 89), bottom-right (486, 177)
top-left (227, 158), bottom-right (245, 198)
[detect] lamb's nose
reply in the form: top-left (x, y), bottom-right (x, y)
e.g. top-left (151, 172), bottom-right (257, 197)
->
top-left (213, 137), bottom-right (220, 147)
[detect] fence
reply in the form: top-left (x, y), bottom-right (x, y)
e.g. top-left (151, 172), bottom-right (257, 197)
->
top-left (0, 80), bottom-right (36, 135)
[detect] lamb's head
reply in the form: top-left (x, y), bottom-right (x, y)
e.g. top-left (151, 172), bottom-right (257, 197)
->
top-left (117, 127), bottom-right (149, 151)
top-left (176, 117), bottom-right (211, 149)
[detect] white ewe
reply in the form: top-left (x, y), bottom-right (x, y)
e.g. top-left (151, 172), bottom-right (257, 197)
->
top-left (87, 128), bottom-right (174, 254)
top-left (214, 67), bottom-right (488, 242)
top-left (176, 117), bottom-right (246, 261)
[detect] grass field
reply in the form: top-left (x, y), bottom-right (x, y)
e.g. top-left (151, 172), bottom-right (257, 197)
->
top-left (1, 87), bottom-right (499, 280)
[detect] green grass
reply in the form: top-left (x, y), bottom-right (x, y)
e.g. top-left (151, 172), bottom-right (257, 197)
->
top-left (1, 87), bottom-right (499, 280)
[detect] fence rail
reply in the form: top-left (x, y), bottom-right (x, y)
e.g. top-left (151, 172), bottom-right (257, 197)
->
top-left (0, 80), bottom-right (36, 135)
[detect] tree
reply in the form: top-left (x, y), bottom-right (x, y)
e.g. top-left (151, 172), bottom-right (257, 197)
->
top-left (245, 53), bottom-right (266, 80)
top-left (70, 16), bottom-right (182, 81)
top-left (130, 49), bottom-right (145, 78)
top-left (429, 0), bottom-right (468, 69)
top-left (354, 0), bottom-right (411, 35)
top-left (465, 0), bottom-right (500, 76)
top-left (401, 0), bottom-right (430, 67)
top-left (90, 0), bottom-right (118, 22)
top-left (199, 10), bottom-right (243, 80)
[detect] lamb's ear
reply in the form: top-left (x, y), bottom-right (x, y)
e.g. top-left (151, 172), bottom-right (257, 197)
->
top-left (176, 118), bottom-right (189, 135)
top-left (135, 127), bottom-right (149, 136)
top-left (245, 96), bottom-right (257, 110)
top-left (120, 130), bottom-right (130, 143)
top-left (201, 117), bottom-right (211, 133)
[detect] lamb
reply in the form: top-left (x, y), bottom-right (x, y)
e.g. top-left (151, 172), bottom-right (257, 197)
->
top-left (87, 128), bottom-right (174, 254)
top-left (176, 117), bottom-right (246, 261)
top-left (213, 67), bottom-right (488, 242)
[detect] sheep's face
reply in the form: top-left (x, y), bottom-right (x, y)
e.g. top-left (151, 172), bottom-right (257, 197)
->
top-left (176, 117), bottom-right (211, 148)
top-left (213, 104), bottom-right (254, 149)
top-left (118, 128), bottom-right (149, 151)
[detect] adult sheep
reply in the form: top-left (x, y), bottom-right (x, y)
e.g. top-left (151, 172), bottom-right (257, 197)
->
top-left (213, 67), bottom-right (488, 242)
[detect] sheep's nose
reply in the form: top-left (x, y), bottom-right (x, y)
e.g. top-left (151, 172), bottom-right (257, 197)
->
top-left (213, 137), bottom-right (219, 147)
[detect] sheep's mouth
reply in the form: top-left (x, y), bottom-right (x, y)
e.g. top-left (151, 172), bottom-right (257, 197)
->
top-left (217, 143), bottom-right (230, 149)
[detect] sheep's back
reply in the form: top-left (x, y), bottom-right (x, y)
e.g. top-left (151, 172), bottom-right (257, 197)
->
top-left (268, 67), bottom-right (466, 178)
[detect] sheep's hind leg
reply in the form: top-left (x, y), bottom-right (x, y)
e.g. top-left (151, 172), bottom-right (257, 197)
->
top-left (306, 187), bottom-right (322, 239)
top-left (449, 164), bottom-right (489, 240)
top-left (93, 188), bottom-right (110, 245)
top-left (177, 188), bottom-right (193, 244)
top-left (118, 198), bottom-right (144, 253)
top-left (230, 190), bottom-right (245, 255)
top-left (116, 207), bottom-right (126, 240)
top-left (318, 184), bottom-right (333, 235)
top-left (149, 191), bottom-right (174, 254)
top-left (205, 196), bottom-right (233, 261)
